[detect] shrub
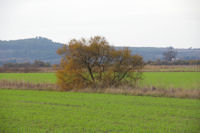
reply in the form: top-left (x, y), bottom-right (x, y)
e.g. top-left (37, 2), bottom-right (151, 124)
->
top-left (56, 36), bottom-right (144, 90)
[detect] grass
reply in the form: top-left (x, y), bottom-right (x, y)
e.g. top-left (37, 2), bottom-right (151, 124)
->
top-left (0, 89), bottom-right (199, 133)
top-left (0, 73), bottom-right (56, 83)
top-left (0, 72), bottom-right (200, 89)
top-left (139, 72), bottom-right (200, 89)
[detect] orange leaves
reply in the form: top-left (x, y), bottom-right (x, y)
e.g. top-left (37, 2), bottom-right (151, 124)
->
top-left (56, 45), bottom-right (67, 55)
top-left (56, 36), bottom-right (144, 90)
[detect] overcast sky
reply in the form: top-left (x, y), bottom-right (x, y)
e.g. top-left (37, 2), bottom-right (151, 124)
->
top-left (0, 0), bottom-right (199, 48)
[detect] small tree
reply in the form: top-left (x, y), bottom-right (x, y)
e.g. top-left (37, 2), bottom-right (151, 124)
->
top-left (56, 36), bottom-right (144, 90)
top-left (163, 47), bottom-right (177, 62)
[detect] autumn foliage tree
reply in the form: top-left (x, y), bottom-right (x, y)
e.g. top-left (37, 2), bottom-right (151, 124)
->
top-left (56, 36), bottom-right (144, 90)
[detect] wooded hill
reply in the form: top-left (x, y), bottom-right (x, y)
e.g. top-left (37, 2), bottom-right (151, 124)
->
top-left (0, 37), bottom-right (200, 65)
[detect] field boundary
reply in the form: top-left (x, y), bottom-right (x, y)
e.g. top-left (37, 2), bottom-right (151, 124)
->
top-left (0, 80), bottom-right (58, 91)
top-left (73, 87), bottom-right (200, 99)
top-left (0, 80), bottom-right (199, 99)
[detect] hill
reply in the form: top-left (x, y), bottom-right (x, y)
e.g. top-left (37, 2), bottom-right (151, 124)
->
top-left (0, 37), bottom-right (62, 65)
top-left (0, 37), bottom-right (200, 65)
top-left (127, 47), bottom-right (200, 61)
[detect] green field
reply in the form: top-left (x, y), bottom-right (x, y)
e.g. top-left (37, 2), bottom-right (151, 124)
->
top-left (0, 89), bottom-right (199, 133)
top-left (0, 72), bottom-right (200, 89)
top-left (140, 72), bottom-right (200, 89)
top-left (0, 73), bottom-right (56, 83)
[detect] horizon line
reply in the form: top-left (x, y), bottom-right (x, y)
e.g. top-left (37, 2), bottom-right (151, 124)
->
top-left (0, 36), bottom-right (199, 49)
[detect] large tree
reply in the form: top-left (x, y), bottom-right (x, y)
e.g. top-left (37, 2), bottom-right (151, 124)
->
top-left (56, 36), bottom-right (144, 90)
top-left (163, 47), bottom-right (177, 62)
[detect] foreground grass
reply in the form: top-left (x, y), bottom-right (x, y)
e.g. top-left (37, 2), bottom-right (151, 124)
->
top-left (0, 72), bottom-right (200, 89)
top-left (0, 89), bottom-right (199, 133)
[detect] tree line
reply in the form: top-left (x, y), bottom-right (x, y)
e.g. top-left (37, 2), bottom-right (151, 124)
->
top-left (2, 60), bottom-right (51, 68)
top-left (0, 60), bottom-right (51, 73)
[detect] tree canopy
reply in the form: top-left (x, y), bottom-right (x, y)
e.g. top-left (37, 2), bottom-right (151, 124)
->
top-left (56, 36), bottom-right (144, 90)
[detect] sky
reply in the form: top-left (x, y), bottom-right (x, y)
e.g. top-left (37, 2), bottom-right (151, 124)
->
top-left (0, 0), bottom-right (199, 48)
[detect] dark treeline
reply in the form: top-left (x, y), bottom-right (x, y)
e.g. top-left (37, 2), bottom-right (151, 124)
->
top-left (0, 60), bottom-right (52, 73)
top-left (146, 60), bottom-right (200, 65)
top-left (2, 60), bottom-right (51, 68)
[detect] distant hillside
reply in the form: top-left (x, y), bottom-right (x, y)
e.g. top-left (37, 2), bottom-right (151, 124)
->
top-left (0, 37), bottom-right (63, 65)
top-left (0, 37), bottom-right (200, 65)
top-left (127, 47), bottom-right (200, 61)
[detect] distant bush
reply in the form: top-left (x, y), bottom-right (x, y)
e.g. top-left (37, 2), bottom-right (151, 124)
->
top-left (56, 36), bottom-right (144, 90)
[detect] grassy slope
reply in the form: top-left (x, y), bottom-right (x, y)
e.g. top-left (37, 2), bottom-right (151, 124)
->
top-left (0, 72), bottom-right (200, 89)
top-left (0, 89), bottom-right (199, 133)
